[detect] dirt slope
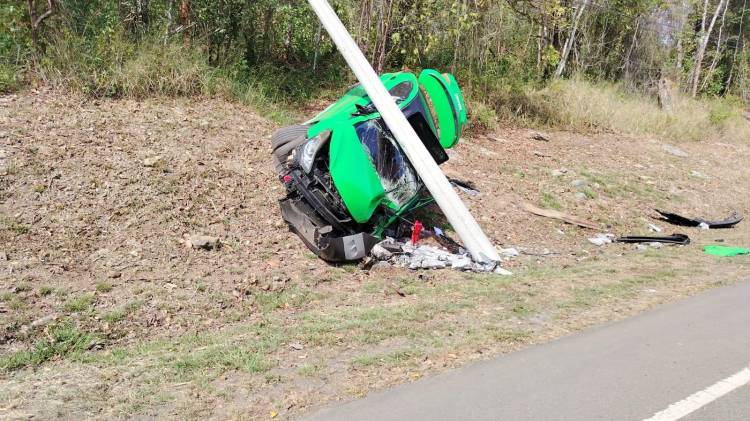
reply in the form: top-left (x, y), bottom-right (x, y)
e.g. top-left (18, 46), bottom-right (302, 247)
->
top-left (2, 91), bottom-right (750, 419)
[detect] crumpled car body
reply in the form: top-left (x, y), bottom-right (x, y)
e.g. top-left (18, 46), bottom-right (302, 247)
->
top-left (272, 70), bottom-right (467, 262)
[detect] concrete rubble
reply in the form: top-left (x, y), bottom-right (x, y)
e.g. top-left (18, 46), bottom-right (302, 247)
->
top-left (588, 233), bottom-right (615, 247)
top-left (370, 238), bottom-right (513, 275)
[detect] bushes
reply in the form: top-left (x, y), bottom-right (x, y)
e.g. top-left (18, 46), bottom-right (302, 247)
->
top-left (38, 29), bottom-right (216, 98)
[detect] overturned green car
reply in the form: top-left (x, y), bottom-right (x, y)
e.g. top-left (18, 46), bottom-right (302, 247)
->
top-left (272, 69), bottom-right (467, 262)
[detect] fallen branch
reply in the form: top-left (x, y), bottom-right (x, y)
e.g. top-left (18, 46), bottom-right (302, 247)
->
top-left (521, 202), bottom-right (599, 230)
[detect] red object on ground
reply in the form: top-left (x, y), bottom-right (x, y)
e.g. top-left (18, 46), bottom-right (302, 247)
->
top-left (283, 175), bottom-right (292, 183)
top-left (411, 220), bottom-right (423, 245)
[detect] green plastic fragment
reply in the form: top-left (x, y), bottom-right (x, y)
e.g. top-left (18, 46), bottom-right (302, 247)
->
top-left (703, 245), bottom-right (750, 257)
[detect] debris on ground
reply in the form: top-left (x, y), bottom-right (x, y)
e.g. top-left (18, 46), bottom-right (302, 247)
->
top-left (655, 209), bottom-right (743, 229)
top-left (497, 247), bottom-right (520, 258)
top-left (449, 178), bottom-right (480, 196)
top-left (411, 220), bottom-right (424, 245)
top-left (522, 202), bottom-right (599, 230)
top-left (143, 155), bottom-right (163, 167)
top-left (588, 233), bottom-right (615, 246)
top-left (703, 245), bottom-right (750, 257)
top-left (615, 234), bottom-right (690, 246)
top-left (530, 131), bottom-right (551, 142)
top-left (369, 239), bottom-right (512, 275)
top-left (690, 170), bottom-right (710, 180)
top-left (663, 144), bottom-right (689, 158)
top-left (648, 223), bottom-right (662, 233)
top-left (187, 235), bottom-right (221, 250)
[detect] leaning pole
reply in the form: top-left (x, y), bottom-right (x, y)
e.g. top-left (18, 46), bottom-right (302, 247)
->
top-left (306, 0), bottom-right (500, 263)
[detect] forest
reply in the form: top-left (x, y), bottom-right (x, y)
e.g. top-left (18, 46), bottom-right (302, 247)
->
top-left (3, 1), bottom-right (750, 127)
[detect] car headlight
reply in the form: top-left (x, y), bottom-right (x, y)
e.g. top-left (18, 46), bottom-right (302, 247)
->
top-left (298, 130), bottom-right (330, 173)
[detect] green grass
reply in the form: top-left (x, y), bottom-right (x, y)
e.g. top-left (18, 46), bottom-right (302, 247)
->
top-left (1, 292), bottom-right (26, 310)
top-left (0, 322), bottom-right (94, 372)
top-left (298, 363), bottom-right (325, 377)
top-left (172, 347), bottom-right (274, 378)
top-left (64, 294), bottom-right (95, 313)
top-left (352, 349), bottom-right (422, 368)
top-left (1, 215), bottom-right (30, 235)
top-left (539, 191), bottom-right (562, 210)
top-left (511, 303), bottom-right (534, 316)
top-left (254, 287), bottom-right (313, 313)
top-left (95, 282), bottom-right (114, 293)
top-left (102, 300), bottom-right (143, 323)
top-left (578, 169), bottom-right (670, 203)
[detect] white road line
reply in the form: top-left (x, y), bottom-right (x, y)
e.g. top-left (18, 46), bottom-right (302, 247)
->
top-left (644, 366), bottom-right (750, 421)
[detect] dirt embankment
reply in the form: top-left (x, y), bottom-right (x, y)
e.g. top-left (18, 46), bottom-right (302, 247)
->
top-left (2, 91), bottom-right (750, 419)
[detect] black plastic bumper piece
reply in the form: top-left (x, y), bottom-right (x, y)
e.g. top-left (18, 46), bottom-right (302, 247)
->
top-left (280, 197), bottom-right (379, 262)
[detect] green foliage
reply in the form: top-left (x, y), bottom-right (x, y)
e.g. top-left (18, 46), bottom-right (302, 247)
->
top-left (0, 2), bottom-right (30, 92)
top-left (1, 0), bottom-right (747, 124)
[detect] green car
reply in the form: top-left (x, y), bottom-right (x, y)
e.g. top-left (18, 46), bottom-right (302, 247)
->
top-left (272, 69), bottom-right (468, 262)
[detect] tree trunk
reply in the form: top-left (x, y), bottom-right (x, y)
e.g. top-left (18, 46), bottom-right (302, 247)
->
top-left (658, 77), bottom-right (676, 114)
top-left (262, 6), bottom-right (275, 58)
top-left (623, 19), bottom-right (641, 81)
top-left (726, 0), bottom-right (747, 89)
top-left (373, 0), bottom-right (394, 73)
top-left (701, 0), bottom-right (729, 91)
top-left (312, 23), bottom-right (323, 70)
top-left (554, 0), bottom-right (590, 78)
top-left (691, 0), bottom-right (727, 97)
top-left (27, 0), bottom-right (55, 58)
top-left (179, 0), bottom-right (190, 47)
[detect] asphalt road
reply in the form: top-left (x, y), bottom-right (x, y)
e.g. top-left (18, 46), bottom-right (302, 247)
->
top-left (303, 281), bottom-right (750, 421)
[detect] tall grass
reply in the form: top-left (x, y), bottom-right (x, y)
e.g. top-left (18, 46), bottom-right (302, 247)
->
top-left (522, 77), bottom-right (750, 142)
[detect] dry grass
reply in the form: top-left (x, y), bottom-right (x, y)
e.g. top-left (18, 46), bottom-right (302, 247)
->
top-left (526, 77), bottom-right (750, 142)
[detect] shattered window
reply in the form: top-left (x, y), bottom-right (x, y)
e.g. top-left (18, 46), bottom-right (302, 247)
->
top-left (355, 119), bottom-right (419, 208)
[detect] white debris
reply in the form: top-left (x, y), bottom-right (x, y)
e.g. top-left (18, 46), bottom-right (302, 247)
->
top-left (370, 244), bottom-right (393, 260)
top-left (494, 266), bottom-right (514, 276)
top-left (372, 240), bottom-right (509, 274)
top-left (648, 223), bottom-right (662, 233)
top-left (588, 233), bottom-right (614, 247)
top-left (699, 222), bottom-right (710, 230)
top-left (663, 144), bottom-right (689, 158)
top-left (691, 170), bottom-right (710, 180)
top-left (497, 247), bottom-right (520, 258)
top-left (451, 256), bottom-right (473, 270)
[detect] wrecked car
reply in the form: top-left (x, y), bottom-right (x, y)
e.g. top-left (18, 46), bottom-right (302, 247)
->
top-left (271, 69), bottom-right (467, 262)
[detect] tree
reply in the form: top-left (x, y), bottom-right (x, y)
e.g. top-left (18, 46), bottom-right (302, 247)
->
top-left (26, 0), bottom-right (54, 56)
top-left (691, 0), bottom-right (728, 96)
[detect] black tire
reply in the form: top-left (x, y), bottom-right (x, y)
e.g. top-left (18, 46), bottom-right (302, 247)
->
top-left (271, 125), bottom-right (309, 151)
top-left (271, 124), bottom-right (309, 175)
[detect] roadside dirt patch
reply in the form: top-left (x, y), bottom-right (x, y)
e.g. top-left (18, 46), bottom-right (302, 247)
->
top-left (2, 91), bottom-right (750, 419)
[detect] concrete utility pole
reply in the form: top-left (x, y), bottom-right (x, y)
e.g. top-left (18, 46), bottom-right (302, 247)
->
top-left (305, 0), bottom-right (500, 263)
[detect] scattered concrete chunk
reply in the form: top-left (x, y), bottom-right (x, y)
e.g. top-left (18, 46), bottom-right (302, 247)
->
top-left (188, 235), bottom-right (220, 250)
top-left (371, 244), bottom-right (393, 261)
top-left (571, 179), bottom-right (588, 189)
top-left (143, 156), bottom-right (163, 167)
top-left (530, 131), bottom-right (551, 142)
top-left (588, 233), bottom-right (614, 247)
top-left (663, 144), bottom-right (689, 158)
